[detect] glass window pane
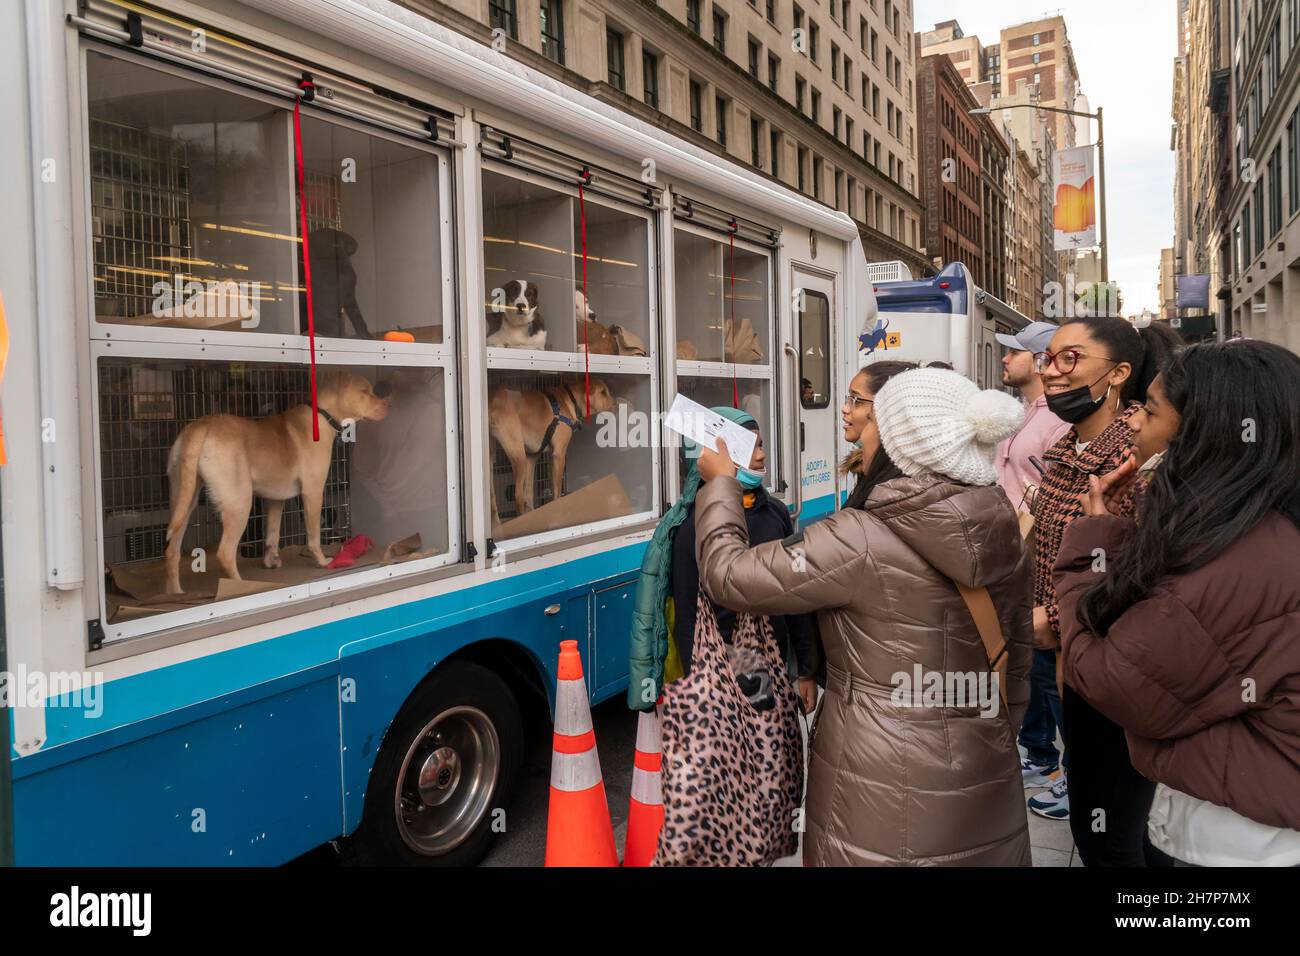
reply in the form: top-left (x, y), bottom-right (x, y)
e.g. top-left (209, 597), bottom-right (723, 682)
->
top-left (572, 200), bottom-right (651, 354)
top-left (482, 170), bottom-right (574, 351)
top-left (483, 170), bottom-right (650, 356)
top-left (675, 375), bottom-right (773, 485)
top-left (800, 291), bottom-right (830, 407)
top-left (673, 228), bottom-right (770, 364)
top-left (297, 116), bottom-right (444, 342)
top-left (487, 370), bottom-right (652, 541)
top-left (87, 52), bottom-right (296, 334)
top-left (98, 356), bottom-right (448, 625)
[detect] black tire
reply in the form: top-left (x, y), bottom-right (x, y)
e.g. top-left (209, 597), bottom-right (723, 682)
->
top-left (353, 660), bottom-right (523, 867)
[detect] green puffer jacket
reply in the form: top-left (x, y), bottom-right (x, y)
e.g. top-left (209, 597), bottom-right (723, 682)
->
top-left (626, 405), bottom-right (756, 709)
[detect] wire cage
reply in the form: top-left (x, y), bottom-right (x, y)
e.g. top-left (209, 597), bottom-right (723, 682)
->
top-left (98, 358), bottom-right (353, 570)
top-left (89, 118), bottom-right (193, 320)
top-left (488, 370), bottom-right (574, 522)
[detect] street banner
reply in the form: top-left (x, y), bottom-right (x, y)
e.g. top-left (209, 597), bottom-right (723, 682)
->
top-left (1176, 273), bottom-right (1211, 309)
top-left (1052, 145), bottom-right (1097, 250)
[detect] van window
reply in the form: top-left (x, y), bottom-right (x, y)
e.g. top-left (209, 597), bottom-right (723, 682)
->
top-left (799, 290), bottom-right (830, 408)
top-left (85, 50), bottom-right (458, 641)
top-left (481, 167), bottom-right (657, 545)
top-left (672, 225), bottom-right (775, 484)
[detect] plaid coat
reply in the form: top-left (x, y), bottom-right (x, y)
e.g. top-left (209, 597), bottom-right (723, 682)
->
top-left (1032, 405), bottom-right (1140, 640)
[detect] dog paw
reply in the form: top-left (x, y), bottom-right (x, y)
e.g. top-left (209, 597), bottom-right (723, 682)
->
top-left (263, 551), bottom-right (282, 569)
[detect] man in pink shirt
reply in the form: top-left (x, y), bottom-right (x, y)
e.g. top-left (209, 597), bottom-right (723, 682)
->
top-left (994, 321), bottom-right (1072, 806)
top-left (995, 322), bottom-right (1071, 512)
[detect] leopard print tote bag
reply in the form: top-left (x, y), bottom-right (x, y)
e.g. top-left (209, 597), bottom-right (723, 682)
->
top-left (652, 593), bottom-right (805, 866)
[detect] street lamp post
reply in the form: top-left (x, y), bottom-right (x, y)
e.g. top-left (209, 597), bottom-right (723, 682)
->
top-left (971, 102), bottom-right (1108, 284)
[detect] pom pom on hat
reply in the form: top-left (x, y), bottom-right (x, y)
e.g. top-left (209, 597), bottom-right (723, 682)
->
top-left (872, 368), bottom-right (1024, 486)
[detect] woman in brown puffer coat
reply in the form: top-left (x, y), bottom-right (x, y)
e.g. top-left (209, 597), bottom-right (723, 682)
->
top-left (694, 366), bottom-right (1034, 866)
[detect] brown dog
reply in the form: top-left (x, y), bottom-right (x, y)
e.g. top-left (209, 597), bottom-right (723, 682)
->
top-left (163, 371), bottom-right (391, 594)
top-left (488, 377), bottom-right (617, 516)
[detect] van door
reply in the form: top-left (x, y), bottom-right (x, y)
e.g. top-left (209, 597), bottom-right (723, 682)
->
top-left (790, 268), bottom-right (838, 527)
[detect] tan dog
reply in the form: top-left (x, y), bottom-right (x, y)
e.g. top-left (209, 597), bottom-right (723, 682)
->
top-left (488, 377), bottom-right (617, 516)
top-left (163, 371), bottom-right (391, 594)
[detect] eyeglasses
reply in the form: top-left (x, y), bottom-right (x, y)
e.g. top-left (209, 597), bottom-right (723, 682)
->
top-left (844, 394), bottom-right (873, 409)
top-left (1032, 348), bottom-right (1115, 375)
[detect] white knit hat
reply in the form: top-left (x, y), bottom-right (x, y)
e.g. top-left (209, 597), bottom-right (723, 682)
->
top-left (872, 368), bottom-right (1025, 486)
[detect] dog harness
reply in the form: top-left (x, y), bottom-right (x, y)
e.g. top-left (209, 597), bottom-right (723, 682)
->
top-left (534, 385), bottom-right (584, 458)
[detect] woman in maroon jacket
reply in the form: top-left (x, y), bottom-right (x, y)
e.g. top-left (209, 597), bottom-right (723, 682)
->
top-left (1024, 317), bottom-right (1178, 857)
top-left (1055, 341), bottom-right (1300, 865)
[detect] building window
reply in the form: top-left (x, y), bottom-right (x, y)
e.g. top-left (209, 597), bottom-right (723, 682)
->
top-left (687, 0), bottom-right (701, 34)
top-left (1032, 32), bottom-right (1040, 45)
top-left (1033, 72), bottom-right (1041, 85)
top-left (870, 28), bottom-right (878, 63)
top-left (716, 95), bottom-right (729, 148)
top-left (766, 0), bottom-right (776, 23)
top-left (712, 8), bottom-right (727, 53)
top-left (1253, 181), bottom-right (1265, 252)
top-left (832, 44), bottom-right (840, 83)
top-left (643, 50), bottom-right (660, 109)
top-left (1241, 205), bottom-right (1251, 264)
top-left (810, 22), bottom-right (820, 62)
top-left (749, 37), bottom-right (761, 78)
top-left (796, 75), bottom-right (807, 113)
top-left (812, 155), bottom-right (823, 199)
top-left (1269, 145), bottom-right (1282, 236)
top-left (769, 53), bottom-right (780, 93)
top-left (690, 80), bottom-right (703, 132)
top-left (833, 105), bottom-right (842, 140)
top-left (540, 0), bottom-right (565, 64)
top-left (1289, 109), bottom-right (1299, 216)
top-left (846, 117), bottom-right (854, 147)
top-left (751, 117), bottom-right (762, 166)
top-left (844, 57), bottom-right (853, 93)
top-left (798, 145), bottom-right (809, 192)
top-left (606, 27), bottom-right (625, 91)
top-left (770, 129), bottom-right (780, 177)
top-left (489, 0), bottom-right (518, 39)
top-left (835, 169), bottom-right (843, 209)
top-left (1033, 52), bottom-right (1041, 63)
top-left (794, 5), bottom-right (804, 36)
top-left (811, 88), bottom-right (821, 124)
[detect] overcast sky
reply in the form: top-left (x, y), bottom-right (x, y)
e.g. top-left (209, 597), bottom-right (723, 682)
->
top-left (913, 0), bottom-right (1176, 312)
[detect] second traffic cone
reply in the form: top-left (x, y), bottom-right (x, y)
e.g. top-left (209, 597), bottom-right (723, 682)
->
top-left (544, 640), bottom-right (618, 867)
top-left (623, 699), bottom-right (664, 867)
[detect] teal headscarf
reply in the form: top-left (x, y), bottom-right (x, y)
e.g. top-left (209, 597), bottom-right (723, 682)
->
top-left (626, 405), bottom-right (756, 709)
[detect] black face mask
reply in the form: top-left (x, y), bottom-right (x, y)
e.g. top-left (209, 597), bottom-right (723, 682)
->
top-left (1045, 366), bottom-right (1117, 424)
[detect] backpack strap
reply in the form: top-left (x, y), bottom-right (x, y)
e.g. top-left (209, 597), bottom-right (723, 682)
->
top-left (951, 582), bottom-right (1008, 707)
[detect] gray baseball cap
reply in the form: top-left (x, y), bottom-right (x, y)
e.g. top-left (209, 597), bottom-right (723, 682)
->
top-left (995, 321), bottom-right (1059, 354)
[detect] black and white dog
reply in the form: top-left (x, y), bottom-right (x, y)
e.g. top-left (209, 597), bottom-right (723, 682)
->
top-left (487, 279), bottom-right (547, 349)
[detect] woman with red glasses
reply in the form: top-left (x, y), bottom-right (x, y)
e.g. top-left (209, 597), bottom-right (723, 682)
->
top-left (1025, 315), bottom-right (1180, 865)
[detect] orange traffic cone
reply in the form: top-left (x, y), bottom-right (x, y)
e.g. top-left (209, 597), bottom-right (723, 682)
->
top-left (544, 640), bottom-right (618, 867)
top-left (623, 699), bottom-right (665, 867)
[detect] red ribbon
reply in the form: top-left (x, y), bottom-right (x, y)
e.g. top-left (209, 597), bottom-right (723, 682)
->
top-left (577, 170), bottom-right (591, 418)
top-left (293, 78), bottom-right (321, 441)
top-left (728, 225), bottom-right (739, 408)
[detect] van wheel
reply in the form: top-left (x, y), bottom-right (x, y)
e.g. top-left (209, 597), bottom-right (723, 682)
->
top-left (354, 661), bottom-right (523, 866)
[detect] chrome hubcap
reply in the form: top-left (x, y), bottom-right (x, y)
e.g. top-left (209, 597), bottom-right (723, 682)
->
top-left (395, 706), bottom-right (500, 856)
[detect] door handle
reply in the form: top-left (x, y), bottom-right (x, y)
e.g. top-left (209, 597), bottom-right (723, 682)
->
top-left (544, 604), bottom-right (561, 616)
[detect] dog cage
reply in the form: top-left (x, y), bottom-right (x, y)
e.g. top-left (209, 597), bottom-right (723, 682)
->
top-left (489, 369), bottom-right (563, 523)
top-left (89, 118), bottom-right (194, 320)
top-left (98, 359), bottom-right (353, 572)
